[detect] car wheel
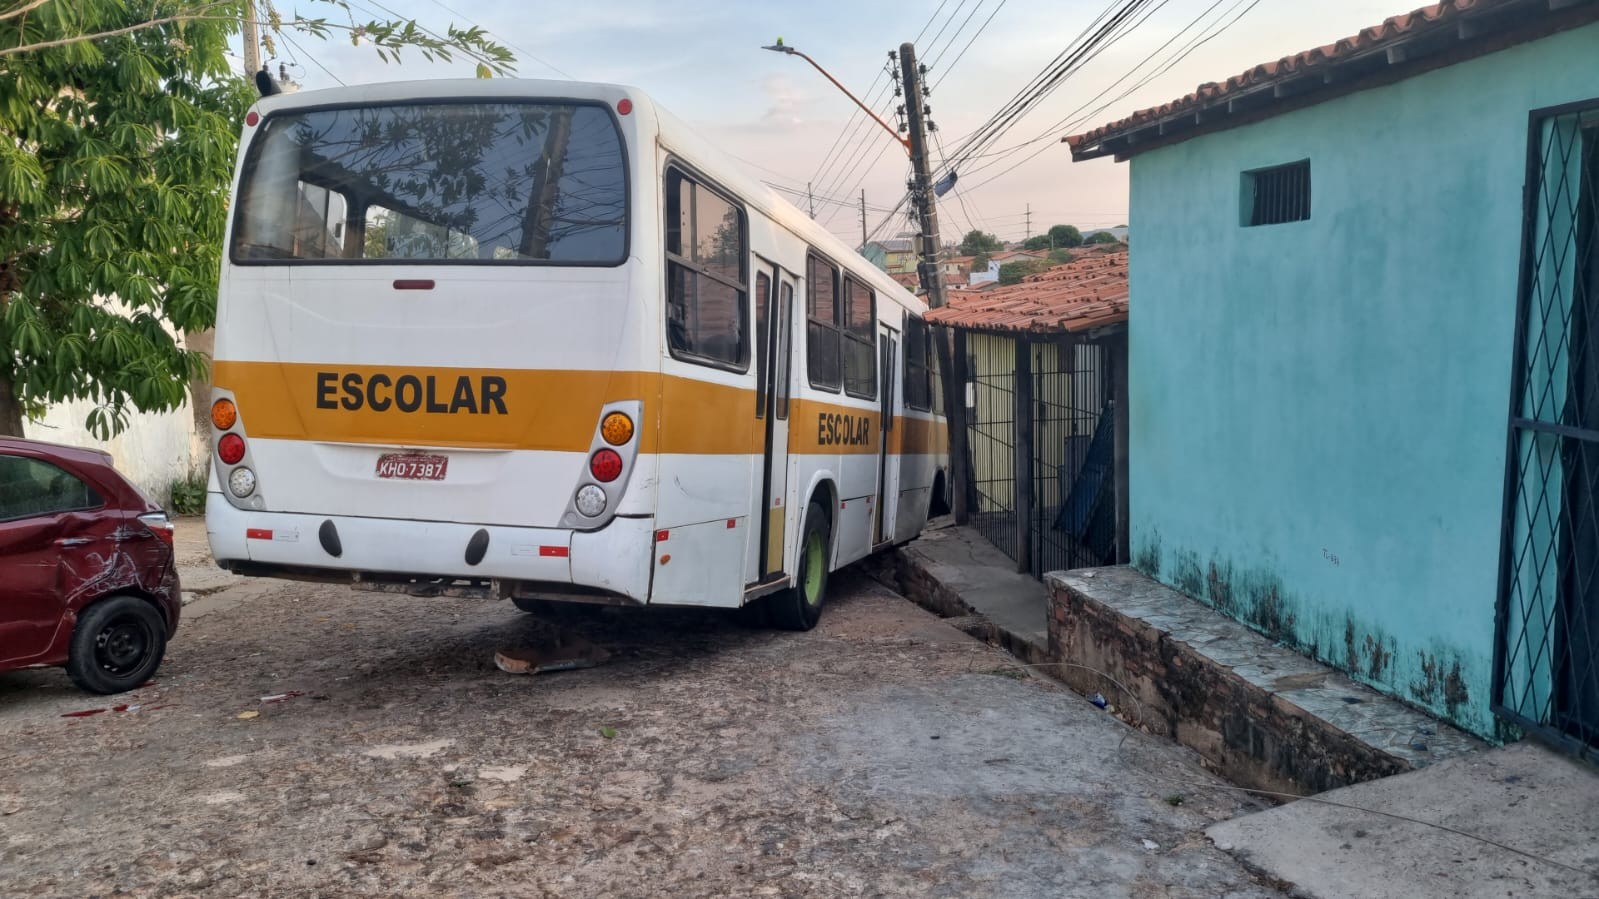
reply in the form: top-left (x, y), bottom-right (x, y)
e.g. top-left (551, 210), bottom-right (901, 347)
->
top-left (67, 596), bottom-right (168, 695)
top-left (768, 502), bottom-right (831, 632)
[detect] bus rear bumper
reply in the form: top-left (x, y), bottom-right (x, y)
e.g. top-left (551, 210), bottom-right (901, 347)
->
top-left (205, 498), bottom-right (655, 603)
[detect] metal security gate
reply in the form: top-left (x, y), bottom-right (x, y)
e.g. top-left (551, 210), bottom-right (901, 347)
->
top-left (1030, 338), bottom-right (1115, 576)
top-left (962, 330), bottom-right (1117, 579)
top-left (965, 332), bottom-right (1019, 559)
top-left (1495, 99), bottom-right (1599, 763)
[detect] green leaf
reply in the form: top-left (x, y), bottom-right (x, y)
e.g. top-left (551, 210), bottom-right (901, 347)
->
top-left (598, 726), bottom-right (617, 740)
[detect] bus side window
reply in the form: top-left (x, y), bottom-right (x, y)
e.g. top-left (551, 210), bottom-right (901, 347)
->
top-left (806, 253), bottom-right (841, 391)
top-left (664, 167), bottom-right (749, 370)
top-left (841, 276), bottom-right (876, 400)
top-left (905, 315), bottom-right (931, 411)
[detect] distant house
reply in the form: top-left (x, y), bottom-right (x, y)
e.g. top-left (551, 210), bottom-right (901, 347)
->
top-left (862, 237), bottom-right (918, 275)
top-left (940, 255), bottom-right (975, 278)
top-left (1067, 0), bottom-right (1599, 753)
top-left (989, 249), bottom-right (1047, 265)
top-left (969, 260), bottom-right (1001, 286)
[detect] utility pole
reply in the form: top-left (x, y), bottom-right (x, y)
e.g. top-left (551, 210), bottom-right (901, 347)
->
top-left (806, 182), bottom-right (816, 219)
top-left (241, 0), bottom-right (261, 75)
top-left (860, 189), bottom-right (868, 251)
top-left (899, 42), bottom-right (944, 310)
top-left (899, 41), bottom-right (969, 523)
top-left (1025, 203), bottom-right (1032, 241)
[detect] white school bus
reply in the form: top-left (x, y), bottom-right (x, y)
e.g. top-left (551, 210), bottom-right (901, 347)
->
top-left (205, 79), bottom-right (948, 628)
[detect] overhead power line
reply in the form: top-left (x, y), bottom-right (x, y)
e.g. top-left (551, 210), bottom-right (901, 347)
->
top-left (954, 0), bottom-right (1266, 194)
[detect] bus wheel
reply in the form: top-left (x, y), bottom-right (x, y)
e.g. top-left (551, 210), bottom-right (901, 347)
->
top-left (770, 502), bottom-right (830, 631)
top-left (511, 596), bottom-right (550, 615)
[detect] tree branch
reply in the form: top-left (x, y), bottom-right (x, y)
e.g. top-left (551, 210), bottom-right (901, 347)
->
top-left (0, 6), bottom-right (240, 58)
top-left (0, 0), bottom-right (53, 25)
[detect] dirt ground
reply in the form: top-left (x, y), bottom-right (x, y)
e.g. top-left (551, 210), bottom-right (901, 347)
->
top-left (0, 520), bottom-right (1282, 898)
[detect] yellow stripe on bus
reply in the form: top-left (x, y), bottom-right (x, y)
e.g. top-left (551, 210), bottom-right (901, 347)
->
top-left (212, 361), bottom-right (946, 457)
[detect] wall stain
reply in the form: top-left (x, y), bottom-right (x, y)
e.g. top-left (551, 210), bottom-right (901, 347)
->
top-left (1206, 557), bottom-right (1235, 616)
top-left (1144, 543), bottom-right (1490, 737)
top-left (1363, 634), bottom-right (1392, 680)
top-left (1135, 530), bottom-right (1162, 577)
top-left (1344, 617), bottom-right (1358, 672)
top-left (1173, 549), bottom-right (1205, 598)
top-left (1410, 651), bottom-right (1471, 719)
top-left (1243, 573), bottom-right (1296, 645)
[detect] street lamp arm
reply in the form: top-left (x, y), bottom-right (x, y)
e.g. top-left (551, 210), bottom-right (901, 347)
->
top-left (762, 44), bottom-right (911, 154)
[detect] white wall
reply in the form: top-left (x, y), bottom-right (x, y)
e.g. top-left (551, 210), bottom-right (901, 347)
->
top-left (30, 398), bottom-right (205, 505)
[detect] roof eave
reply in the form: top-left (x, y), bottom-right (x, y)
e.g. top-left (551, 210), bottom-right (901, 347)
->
top-left (1064, 0), bottom-right (1599, 163)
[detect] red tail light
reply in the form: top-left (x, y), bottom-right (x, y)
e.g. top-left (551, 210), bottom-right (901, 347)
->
top-left (217, 433), bottom-right (246, 465)
top-left (589, 449), bottom-right (623, 483)
top-left (138, 512), bottom-right (175, 546)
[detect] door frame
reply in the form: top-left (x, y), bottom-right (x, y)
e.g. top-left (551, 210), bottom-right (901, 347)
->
top-left (751, 257), bottom-right (796, 586)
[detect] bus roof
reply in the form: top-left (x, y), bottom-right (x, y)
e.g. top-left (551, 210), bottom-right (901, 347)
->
top-left (247, 78), bottom-right (930, 317)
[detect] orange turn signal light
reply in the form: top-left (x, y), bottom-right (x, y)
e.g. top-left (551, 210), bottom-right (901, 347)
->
top-left (600, 411), bottom-right (634, 446)
top-left (211, 398), bottom-right (238, 430)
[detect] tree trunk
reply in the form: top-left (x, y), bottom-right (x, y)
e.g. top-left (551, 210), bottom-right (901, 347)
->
top-left (0, 370), bottom-right (24, 437)
top-left (186, 327), bottom-right (215, 450)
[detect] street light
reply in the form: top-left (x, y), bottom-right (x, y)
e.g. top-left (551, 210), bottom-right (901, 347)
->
top-left (761, 39), bottom-right (910, 154)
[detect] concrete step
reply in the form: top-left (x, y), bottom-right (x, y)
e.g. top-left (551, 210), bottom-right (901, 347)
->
top-left (1048, 566), bottom-right (1485, 796)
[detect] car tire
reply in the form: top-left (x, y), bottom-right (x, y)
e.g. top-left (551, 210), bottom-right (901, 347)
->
top-left (66, 596), bottom-right (168, 695)
top-left (768, 502), bottom-right (831, 632)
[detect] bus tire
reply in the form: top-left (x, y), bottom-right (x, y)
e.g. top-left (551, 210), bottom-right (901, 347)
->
top-left (510, 597), bottom-right (601, 620)
top-left (511, 596), bottom-right (551, 615)
top-left (769, 502), bottom-right (830, 631)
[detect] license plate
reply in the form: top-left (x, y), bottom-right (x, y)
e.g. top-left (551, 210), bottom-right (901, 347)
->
top-left (375, 453), bottom-right (448, 481)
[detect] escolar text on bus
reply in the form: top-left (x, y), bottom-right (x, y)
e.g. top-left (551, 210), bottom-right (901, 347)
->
top-left (315, 372), bottom-right (508, 415)
top-left (817, 412), bottom-right (872, 447)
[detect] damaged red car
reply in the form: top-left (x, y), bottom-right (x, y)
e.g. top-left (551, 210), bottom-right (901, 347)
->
top-left (0, 437), bottom-right (180, 693)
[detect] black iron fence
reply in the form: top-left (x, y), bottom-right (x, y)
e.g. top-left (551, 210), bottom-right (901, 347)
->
top-left (961, 330), bottom-right (1119, 579)
top-left (1494, 99), bottom-right (1599, 763)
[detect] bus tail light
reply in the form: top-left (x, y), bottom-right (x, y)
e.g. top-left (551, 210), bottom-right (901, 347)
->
top-left (227, 467), bottom-right (258, 498)
top-left (211, 388), bottom-right (265, 509)
top-left (590, 449), bottom-right (623, 483)
top-left (560, 401), bottom-right (643, 530)
top-left (600, 412), bottom-right (634, 446)
top-left (211, 398), bottom-right (238, 430)
top-left (574, 485), bottom-right (606, 518)
top-left (218, 433), bottom-right (246, 465)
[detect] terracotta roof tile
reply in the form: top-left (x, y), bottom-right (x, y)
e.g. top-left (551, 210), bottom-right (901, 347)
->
top-left (1066, 0), bottom-right (1592, 157)
top-left (923, 252), bottom-right (1127, 334)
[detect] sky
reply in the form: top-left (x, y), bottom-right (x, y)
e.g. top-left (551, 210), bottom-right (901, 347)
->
top-left (241, 0), bottom-right (1409, 247)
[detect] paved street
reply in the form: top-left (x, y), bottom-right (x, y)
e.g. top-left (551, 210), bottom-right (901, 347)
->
top-left (0, 523), bottom-right (1281, 898)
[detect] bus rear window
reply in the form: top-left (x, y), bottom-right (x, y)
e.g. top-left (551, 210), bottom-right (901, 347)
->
top-left (232, 101), bottom-right (627, 265)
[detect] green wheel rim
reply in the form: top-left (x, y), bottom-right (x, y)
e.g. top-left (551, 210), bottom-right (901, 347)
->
top-left (803, 530), bottom-right (825, 607)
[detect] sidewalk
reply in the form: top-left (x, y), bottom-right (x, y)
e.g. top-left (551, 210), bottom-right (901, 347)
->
top-left (1208, 741), bottom-right (1599, 898)
top-left (877, 522), bottom-right (1052, 667)
top-left (887, 524), bottom-right (1599, 897)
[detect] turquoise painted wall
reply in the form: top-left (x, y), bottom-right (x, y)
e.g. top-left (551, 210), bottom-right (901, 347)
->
top-left (1125, 23), bottom-right (1599, 739)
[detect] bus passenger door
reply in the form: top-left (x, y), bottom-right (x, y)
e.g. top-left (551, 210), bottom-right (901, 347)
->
top-left (751, 263), bottom-right (795, 584)
top-left (875, 324), bottom-right (898, 547)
